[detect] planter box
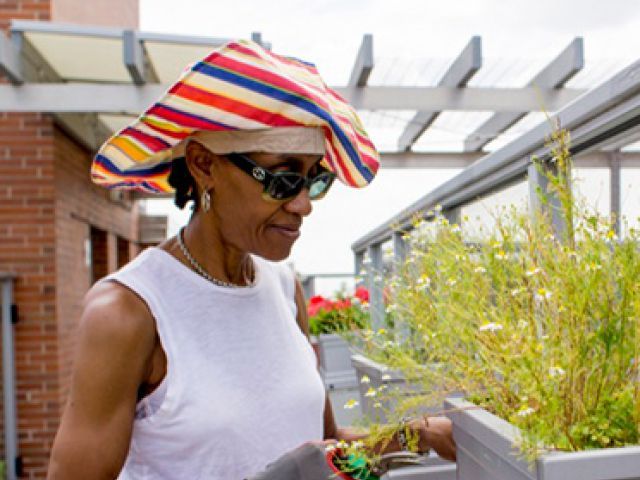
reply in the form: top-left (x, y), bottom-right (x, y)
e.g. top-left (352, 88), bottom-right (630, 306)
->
top-left (382, 453), bottom-right (456, 480)
top-left (351, 354), bottom-right (444, 422)
top-left (351, 353), bottom-right (406, 421)
top-left (445, 397), bottom-right (640, 480)
top-left (318, 333), bottom-right (357, 389)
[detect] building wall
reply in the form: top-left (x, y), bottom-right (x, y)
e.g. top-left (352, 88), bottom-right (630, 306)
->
top-left (53, 127), bottom-right (140, 414)
top-left (0, 109), bottom-right (57, 478)
top-left (51, 0), bottom-right (138, 28)
top-left (0, 1), bottom-right (143, 477)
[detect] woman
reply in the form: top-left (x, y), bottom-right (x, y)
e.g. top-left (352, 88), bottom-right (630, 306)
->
top-left (47, 40), bottom-right (455, 479)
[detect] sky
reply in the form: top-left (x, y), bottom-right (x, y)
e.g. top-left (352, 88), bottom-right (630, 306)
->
top-left (138, 0), bottom-right (640, 294)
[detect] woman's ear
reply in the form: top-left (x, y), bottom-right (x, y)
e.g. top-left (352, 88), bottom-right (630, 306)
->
top-left (185, 141), bottom-right (222, 190)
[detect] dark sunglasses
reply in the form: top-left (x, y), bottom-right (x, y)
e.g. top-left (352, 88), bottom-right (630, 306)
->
top-left (226, 152), bottom-right (336, 202)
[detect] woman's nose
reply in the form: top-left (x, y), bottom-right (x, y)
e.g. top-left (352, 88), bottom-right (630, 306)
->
top-left (283, 188), bottom-right (313, 217)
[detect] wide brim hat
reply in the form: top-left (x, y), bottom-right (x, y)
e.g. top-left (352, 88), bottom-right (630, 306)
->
top-left (91, 39), bottom-right (380, 193)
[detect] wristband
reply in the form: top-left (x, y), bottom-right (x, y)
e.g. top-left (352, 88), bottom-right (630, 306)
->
top-left (397, 417), bottom-right (411, 451)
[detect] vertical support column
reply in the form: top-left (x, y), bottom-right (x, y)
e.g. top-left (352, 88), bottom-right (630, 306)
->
top-left (367, 244), bottom-right (385, 330)
top-left (609, 151), bottom-right (622, 235)
top-left (444, 207), bottom-right (461, 225)
top-left (2, 275), bottom-right (18, 480)
top-left (354, 251), bottom-right (364, 286)
top-left (301, 275), bottom-right (316, 299)
top-left (392, 231), bottom-right (407, 271)
top-left (528, 161), bottom-right (570, 240)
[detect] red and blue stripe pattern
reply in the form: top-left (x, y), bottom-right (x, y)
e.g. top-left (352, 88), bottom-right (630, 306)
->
top-left (91, 39), bottom-right (379, 192)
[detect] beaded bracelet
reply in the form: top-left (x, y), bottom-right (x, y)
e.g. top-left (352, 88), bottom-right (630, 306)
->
top-left (397, 417), bottom-right (411, 451)
top-left (398, 415), bottom-right (432, 454)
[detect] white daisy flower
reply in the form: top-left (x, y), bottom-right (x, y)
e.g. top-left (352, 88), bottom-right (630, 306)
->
top-left (549, 366), bottom-right (566, 377)
top-left (344, 399), bottom-right (359, 409)
top-left (479, 322), bottom-right (503, 332)
top-left (364, 387), bottom-right (376, 397)
top-left (534, 288), bottom-right (552, 301)
top-left (526, 267), bottom-right (542, 277)
top-left (517, 407), bottom-right (535, 418)
top-left (360, 375), bottom-right (371, 384)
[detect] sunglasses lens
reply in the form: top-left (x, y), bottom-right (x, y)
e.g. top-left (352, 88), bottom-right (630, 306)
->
top-left (267, 174), bottom-right (304, 200)
top-left (266, 171), bottom-right (335, 201)
top-left (308, 173), bottom-right (334, 199)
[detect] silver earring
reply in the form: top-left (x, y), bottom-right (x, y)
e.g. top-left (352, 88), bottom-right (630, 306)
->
top-left (201, 189), bottom-right (211, 213)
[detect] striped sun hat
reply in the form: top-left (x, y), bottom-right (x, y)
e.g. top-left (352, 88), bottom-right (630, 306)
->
top-left (91, 39), bottom-right (380, 193)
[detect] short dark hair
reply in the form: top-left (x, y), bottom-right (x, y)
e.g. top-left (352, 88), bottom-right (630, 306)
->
top-left (168, 157), bottom-right (198, 210)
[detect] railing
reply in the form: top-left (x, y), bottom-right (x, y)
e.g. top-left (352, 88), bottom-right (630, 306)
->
top-left (353, 58), bottom-right (640, 329)
top-left (1, 273), bottom-right (18, 480)
top-left (299, 272), bottom-right (356, 299)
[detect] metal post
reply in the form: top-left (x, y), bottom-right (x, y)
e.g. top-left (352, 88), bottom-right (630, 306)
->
top-left (301, 275), bottom-right (316, 299)
top-left (444, 207), bottom-right (461, 225)
top-left (609, 151), bottom-right (622, 235)
top-left (367, 244), bottom-right (385, 330)
top-left (1, 274), bottom-right (18, 480)
top-left (528, 161), bottom-right (570, 240)
top-left (392, 231), bottom-right (407, 268)
top-left (354, 251), bottom-right (364, 285)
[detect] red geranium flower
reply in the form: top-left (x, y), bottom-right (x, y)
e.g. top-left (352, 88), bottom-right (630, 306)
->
top-left (354, 286), bottom-right (369, 303)
top-left (307, 295), bottom-right (334, 317)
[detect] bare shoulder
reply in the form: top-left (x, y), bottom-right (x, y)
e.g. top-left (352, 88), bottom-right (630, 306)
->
top-left (79, 280), bottom-right (157, 361)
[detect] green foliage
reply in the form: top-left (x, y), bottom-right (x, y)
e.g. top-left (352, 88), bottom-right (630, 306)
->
top-left (307, 289), bottom-right (370, 336)
top-left (361, 126), bottom-right (640, 459)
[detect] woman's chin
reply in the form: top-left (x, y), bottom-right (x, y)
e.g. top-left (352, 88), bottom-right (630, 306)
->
top-left (253, 244), bottom-right (293, 263)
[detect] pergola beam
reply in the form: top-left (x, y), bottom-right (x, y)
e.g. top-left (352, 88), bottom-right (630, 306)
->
top-left (380, 151), bottom-right (482, 168)
top-left (398, 36), bottom-right (481, 151)
top-left (348, 34), bottom-right (373, 87)
top-left (123, 30), bottom-right (160, 85)
top-left (379, 150), bottom-right (640, 168)
top-left (0, 34), bottom-right (23, 85)
top-left (123, 30), bottom-right (146, 85)
top-left (0, 83), bottom-right (587, 113)
top-left (464, 37), bottom-right (584, 152)
top-left (10, 31), bottom-right (113, 151)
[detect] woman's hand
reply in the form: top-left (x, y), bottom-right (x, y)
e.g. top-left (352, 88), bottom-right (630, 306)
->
top-left (414, 416), bottom-right (457, 462)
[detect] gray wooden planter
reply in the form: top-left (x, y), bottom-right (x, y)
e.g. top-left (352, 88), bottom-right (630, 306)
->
top-left (317, 333), bottom-right (357, 389)
top-left (351, 354), bottom-right (445, 422)
top-left (351, 353), bottom-right (406, 422)
top-left (382, 453), bottom-right (456, 480)
top-left (445, 397), bottom-right (640, 480)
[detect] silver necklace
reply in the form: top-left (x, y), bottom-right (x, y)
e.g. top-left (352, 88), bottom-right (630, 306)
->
top-left (177, 227), bottom-right (254, 288)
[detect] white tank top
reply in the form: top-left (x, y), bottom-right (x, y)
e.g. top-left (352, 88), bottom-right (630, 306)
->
top-left (105, 247), bottom-right (325, 480)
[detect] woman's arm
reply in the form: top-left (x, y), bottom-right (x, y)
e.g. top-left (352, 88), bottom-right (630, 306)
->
top-left (293, 279), bottom-right (455, 461)
top-left (47, 282), bottom-right (157, 480)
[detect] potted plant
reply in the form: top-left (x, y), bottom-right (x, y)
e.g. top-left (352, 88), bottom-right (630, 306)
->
top-left (340, 127), bottom-right (640, 479)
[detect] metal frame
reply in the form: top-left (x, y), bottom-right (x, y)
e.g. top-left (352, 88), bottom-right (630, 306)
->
top-left (0, 34), bottom-right (22, 84)
top-left (464, 38), bottom-right (584, 152)
top-left (7, 28), bottom-right (114, 151)
top-left (0, 83), bottom-right (587, 113)
top-left (352, 57), bottom-right (640, 327)
top-left (398, 36), bottom-right (482, 151)
top-left (348, 34), bottom-right (373, 87)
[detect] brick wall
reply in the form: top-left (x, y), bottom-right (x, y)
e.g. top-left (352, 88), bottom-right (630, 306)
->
top-left (0, 120), bottom-right (142, 480)
top-left (1, 2), bottom-right (145, 477)
top-left (54, 126), bottom-right (139, 419)
top-left (1, 5), bottom-right (55, 478)
top-left (0, 0), bottom-right (50, 31)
